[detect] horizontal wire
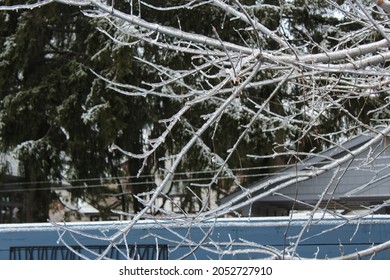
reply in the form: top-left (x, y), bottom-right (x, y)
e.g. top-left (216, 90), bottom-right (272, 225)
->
top-left (0, 163), bottom-right (292, 188)
top-left (0, 171), bottom-right (280, 194)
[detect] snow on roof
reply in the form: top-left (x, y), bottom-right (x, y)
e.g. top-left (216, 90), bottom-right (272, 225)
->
top-left (57, 192), bottom-right (99, 215)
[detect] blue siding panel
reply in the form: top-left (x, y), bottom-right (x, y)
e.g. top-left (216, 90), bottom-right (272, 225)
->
top-left (1, 216), bottom-right (390, 260)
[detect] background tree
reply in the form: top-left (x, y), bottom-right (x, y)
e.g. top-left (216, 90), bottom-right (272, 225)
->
top-left (0, 1), bottom-right (157, 220)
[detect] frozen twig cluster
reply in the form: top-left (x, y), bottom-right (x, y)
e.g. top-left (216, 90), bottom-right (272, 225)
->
top-left (2, 0), bottom-right (390, 259)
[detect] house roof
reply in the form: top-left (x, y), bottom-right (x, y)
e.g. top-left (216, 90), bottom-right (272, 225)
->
top-left (220, 126), bottom-right (390, 213)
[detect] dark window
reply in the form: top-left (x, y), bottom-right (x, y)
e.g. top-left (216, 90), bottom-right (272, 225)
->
top-left (0, 193), bottom-right (23, 223)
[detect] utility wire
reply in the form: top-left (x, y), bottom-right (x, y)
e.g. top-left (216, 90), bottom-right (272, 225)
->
top-left (0, 164), bottom-right (291, 188)
top-left (0, 170), bottom-right (284, 194)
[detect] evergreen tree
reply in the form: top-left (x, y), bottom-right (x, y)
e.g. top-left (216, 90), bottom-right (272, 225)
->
top-left (0, 3), bottom-right (154, 221)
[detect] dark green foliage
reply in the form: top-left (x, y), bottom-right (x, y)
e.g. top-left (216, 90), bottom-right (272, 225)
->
top-left (0, 4), bottom-right (151, 221)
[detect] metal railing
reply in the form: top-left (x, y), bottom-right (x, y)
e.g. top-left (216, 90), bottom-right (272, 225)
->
top-left (9, 244), bottom-right (169, 260)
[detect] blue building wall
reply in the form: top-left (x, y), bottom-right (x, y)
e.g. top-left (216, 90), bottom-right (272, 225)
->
top-left (1, 216), bottom-right (390, 260)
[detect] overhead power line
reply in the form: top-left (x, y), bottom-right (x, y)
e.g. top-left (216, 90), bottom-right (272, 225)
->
top-left (0, 164), bottom-right (291, 188)
top-left (0, 167), bottom-right (292, 194)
